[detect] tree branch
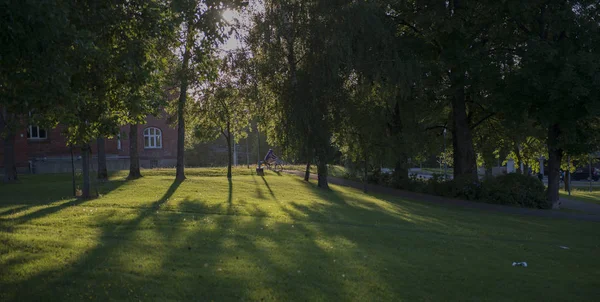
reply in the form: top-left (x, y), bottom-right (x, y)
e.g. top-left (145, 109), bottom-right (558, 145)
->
top-left (471, 113), bottom-right (495, 130)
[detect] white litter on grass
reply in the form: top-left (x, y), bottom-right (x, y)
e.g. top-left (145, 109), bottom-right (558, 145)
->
top-left (512, 262), bottom-right (528, 267)
top-left (559, 246), bottom-right (570, 250)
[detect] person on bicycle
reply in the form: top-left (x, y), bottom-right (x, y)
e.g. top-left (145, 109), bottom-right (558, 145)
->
top-left (264, 149), bottom-right (278, 166)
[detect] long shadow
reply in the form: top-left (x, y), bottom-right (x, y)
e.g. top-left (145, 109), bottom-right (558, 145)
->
top-left (0, 204), bottom-right (31, 216)
top-left (154, 179), bottom-right (184, 209)
top-left (0, 178), bottom-right (130, 227)
top-left (251, 174), bottom-right (267, 200)
top-left (261, 176), bottom-right (277, 200)
top-left (2, 178), bottom-right (186, 300)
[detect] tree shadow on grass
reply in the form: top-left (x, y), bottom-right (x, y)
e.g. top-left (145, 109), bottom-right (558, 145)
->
top-left (251, 174), bottom-right (267, 200)
top-left (261, 175), bottom-right (277, 200)
top-left (1, 178), bottom-right (185, 301)
top-left (0, 178), bottom-right (129, 227)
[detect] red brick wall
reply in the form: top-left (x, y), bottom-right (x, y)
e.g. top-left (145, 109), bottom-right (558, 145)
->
top-left (119, 112), bottom-right (177, 161)
top-left (1, 112), bottom-right (175, 170)
top-left (26, 125), bottom-right (120, 158)
top-left (0, 129), bottom-right (30, 168)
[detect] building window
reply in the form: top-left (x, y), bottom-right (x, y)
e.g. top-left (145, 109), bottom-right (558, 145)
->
top-left (143, 127), bottom-right (162, 149)
top-left (27, 126), bottom-right (47, 140)
top-left (117, 134), bottom-right (122, 150)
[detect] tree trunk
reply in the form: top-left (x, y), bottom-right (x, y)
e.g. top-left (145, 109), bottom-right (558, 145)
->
top-left (451, 72), bottom-right (477, 181)
top-left (304, 163), bottom-right (311, 181)
top-left (81, 144), bottom-right (91, 198)
top-left (513, 145), bottom-right (523, 174)
top-left (363, 155), bottom-right (368, 193)
top-left (96, 137), bottom-right (108, 181)
top-left (547, 123), bottom-right (562, 209)
top-left (226, 129), bottom-right (232, 180)
top-left (317, 159), bottom-right (329, 189)
top-left (0, 108), bottom-right (18, 183)
top-left (393, 157), bottom-right (409, 188)
top-left (564, 170), bottom-right (570, 193)
top-left (176, 25), bottom-right (194, 181)
top-left (128, 124), bottom-right (142, 179)
top-left (2, 129), bottom-right (18, 183)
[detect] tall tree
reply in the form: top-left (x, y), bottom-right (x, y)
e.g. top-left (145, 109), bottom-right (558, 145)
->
top-left (191, 52), bottom-right (252, 179)
top-left (0, 0), bottom-right (73, 182)
top-left (171, 0), bottom-right (246, 181)
top-left (504, 0), bottom-right (600, 208)
top-left (388, 0), bottom-right (507, 182)
top-left (62, 0), bottom-right (175, 197)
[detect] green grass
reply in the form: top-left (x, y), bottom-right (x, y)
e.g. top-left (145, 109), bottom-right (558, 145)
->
top-left (286, 164), bottom-right (353, 179)
top-left (1, 168), bottom-right (600, 301)
top-left (560, 186), bottom-right (600, 205)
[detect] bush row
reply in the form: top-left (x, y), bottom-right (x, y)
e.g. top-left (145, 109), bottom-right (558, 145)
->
top-left (367, 170), bottom-right (549, 209)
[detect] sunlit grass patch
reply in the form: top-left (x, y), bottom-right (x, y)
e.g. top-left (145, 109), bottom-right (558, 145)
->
top-left (1, 169), bottom-right (599, 301)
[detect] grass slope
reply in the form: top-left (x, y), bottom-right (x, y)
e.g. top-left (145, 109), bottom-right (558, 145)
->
top-left (1, 168), bottom-right (599, 301)
top-left (560, 187), bottom-right (600, 205)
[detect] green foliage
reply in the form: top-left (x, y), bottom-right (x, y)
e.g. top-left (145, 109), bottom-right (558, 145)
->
top-left (481, 174), bottom-right (549, 209)
top-left (190, 51), bottom-right (252, 144)
top-left (404, 173), bottom-right (548, 209)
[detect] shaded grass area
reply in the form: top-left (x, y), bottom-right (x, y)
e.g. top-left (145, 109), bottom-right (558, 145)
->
top-left (1, 168), bottom-right (600, 301)
top-left (560, 186), bottom-right (600, 205)
top-left (286, 164), bottom-right (352, 179)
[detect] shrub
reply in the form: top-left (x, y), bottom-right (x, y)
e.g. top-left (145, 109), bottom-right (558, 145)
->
top-left (480, 173), bottom-right (549, 209)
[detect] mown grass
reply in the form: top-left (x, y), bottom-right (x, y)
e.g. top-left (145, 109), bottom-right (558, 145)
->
top-left (560, 186), bottom-right (600, 205)
top-left (1, 168), bottom-right (599, 301)
top-left (286, 164), bottom-right (353, 179)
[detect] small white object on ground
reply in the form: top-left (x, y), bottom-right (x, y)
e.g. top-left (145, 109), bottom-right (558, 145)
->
top-left (512, 262), bottom-right (528, 267)
top-left (559, 246), bottom-right (570, 250)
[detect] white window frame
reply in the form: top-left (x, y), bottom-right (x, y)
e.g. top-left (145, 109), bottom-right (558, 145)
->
top-left (143, 127), bottom-right (162, 149)
top-left (27, 125), bottom-right (47, 140)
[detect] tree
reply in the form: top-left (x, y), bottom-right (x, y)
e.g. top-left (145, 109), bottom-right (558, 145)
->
top-left (388, 0), bottom-right (508, 182)
top-left (171, 0), bottom-right (246, 181)
top-left (503, 0), bottom-right (600, 208)
top-left (0, 0), bottom-right (73, 182)
top-left (60, 0), bottom-right (176, 197)
top-left (191, 53), bottom-right (252, 179)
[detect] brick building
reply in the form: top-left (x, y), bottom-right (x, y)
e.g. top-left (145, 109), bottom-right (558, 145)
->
top-left (0, 112), bottom-right (177, 174)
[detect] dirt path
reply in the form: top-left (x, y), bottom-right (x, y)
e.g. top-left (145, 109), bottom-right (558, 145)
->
top-left (284, 170), bottom-right (600, 222)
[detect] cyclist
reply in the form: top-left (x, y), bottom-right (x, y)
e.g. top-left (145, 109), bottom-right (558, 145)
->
top-left (264, 149), bottom-right (278, 166)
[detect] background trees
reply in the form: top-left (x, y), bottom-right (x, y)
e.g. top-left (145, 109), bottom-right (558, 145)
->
top-left (2, 1), bottom-right (599, 208)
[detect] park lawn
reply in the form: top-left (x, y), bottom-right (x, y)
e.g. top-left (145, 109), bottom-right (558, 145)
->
top-left (560, 187), bottom-right (600, 205)
top-left (1, 168), bottom-right (599, 301)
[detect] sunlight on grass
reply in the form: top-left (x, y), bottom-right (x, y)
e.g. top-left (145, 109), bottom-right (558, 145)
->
top-left (561, 188), bottom-right (600, 205)
top-left (1, 168), bottom-right (600, 300)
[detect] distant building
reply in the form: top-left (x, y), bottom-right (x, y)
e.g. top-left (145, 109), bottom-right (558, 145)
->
top-left (0, 112), bottom-right (177, 174)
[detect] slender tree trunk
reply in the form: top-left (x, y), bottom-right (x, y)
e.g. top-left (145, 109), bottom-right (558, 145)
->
top-left (0, 109), bottom-right (17, 183)
top-left (304, 162), bottom-right (311, 182)
top-left (2, 129), bottom-right (17, 183)
top-left (304, 149), bottom-right (312, 181)
top-left (547, 123), bottom-right (562, 209)
top-left (226, 128), bottom-right (232, 180)
top-left (451, 72), bottom-right (477, 181)
top-left (81, 144), bottom-right (91, 198)
top-left (363, 155), bottom-right (368, 193)
top-left (513, 146), bottom-right (524, 174)
top-left (176, 25), bottom-right (194, 181)
top-left (71, 147), bottom-right (76, 196)
top-left (317, 159), bottom-right (329, 189)
top-left (128, 124), bottom-right (142, 179)
top-left (96, 137), bottom-right (108, 181)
